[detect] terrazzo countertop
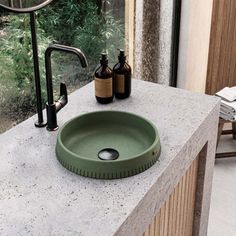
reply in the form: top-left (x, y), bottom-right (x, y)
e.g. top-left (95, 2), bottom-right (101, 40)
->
top-left (0, 80), bottom-right (220, 236)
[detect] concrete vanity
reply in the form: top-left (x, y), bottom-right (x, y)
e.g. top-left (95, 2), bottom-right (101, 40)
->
top-left (0, 80), bottom-right (220, 236)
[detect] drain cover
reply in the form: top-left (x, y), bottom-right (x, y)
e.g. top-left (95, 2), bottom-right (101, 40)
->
top-left (98, 148), bottom-right (119, 160)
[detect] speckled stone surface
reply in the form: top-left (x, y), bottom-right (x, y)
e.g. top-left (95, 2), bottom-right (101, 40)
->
top-left (0, 80), bottom-right (220, 236)
top-left (158, 0), bottom-right (174, 85)
top-left (134, 0), bottom-right (143, 81)
top-left (134, 0), bottom-right (173, 85)
top-left (142, 0), bottom-right (160, 83)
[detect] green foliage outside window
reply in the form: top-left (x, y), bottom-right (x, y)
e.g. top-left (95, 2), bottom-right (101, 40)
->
top-left (0, 0), bottom-right (124, 125)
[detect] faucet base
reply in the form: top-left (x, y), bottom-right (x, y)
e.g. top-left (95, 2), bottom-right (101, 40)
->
top-left (46, 126), bottom-right (59, 131)
top-left (46, 103), bottom-right (58, 131)
top-left (34, 121), bottom-right (47, 128)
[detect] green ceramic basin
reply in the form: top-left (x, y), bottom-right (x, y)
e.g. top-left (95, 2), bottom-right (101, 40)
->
top-left (56, 111), bottom-right (161, 179)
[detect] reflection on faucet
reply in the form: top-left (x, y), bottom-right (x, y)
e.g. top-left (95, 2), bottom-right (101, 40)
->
top-left (45, 44), bottom-right (88, 131)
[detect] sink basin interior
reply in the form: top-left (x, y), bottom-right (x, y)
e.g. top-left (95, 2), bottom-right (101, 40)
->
top-left (61, 112), bottom-right (156, 160)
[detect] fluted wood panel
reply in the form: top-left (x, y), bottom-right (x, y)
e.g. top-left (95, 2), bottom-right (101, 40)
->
top-left (143, 157), bottom-right (199, 236)
top-left (206, 0), bottom-right (236, 95)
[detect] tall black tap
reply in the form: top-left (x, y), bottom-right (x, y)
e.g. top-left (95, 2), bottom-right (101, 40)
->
top-left (45, 44), bottom-right (88, 131)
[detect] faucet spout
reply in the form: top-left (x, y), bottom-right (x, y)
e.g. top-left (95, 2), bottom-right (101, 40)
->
top-left (45, 44), bottom-right (88, 131)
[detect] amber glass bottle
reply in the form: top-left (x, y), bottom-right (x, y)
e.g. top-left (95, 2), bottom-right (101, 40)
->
top-left (95, 53), bottom-right (114, 104)
top-left (113, 50), bottom-right (131, 99)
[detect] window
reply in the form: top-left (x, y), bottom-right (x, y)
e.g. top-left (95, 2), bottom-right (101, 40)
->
top-left (0, 0), bottom-right (135, 133)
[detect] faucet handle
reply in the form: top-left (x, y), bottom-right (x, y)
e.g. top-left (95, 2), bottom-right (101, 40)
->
top-left (60, 82), bottom-right (68, 103)
top-left (55, 83), bottom-right (68, 113)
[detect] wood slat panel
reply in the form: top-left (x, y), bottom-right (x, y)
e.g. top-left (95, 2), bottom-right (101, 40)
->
top-left (206, 0), bottom-right (236, 95)
top-left (143, 157), bottom-right (199, 236)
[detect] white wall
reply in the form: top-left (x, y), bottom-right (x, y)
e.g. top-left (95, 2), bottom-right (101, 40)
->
top-left (177, 0), bottom-right (213, 93)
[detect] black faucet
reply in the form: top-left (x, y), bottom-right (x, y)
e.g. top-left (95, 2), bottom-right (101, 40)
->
top-left (45, 44), bottom-right (88, 131)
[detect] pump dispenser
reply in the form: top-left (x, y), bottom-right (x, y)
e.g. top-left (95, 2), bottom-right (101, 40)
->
top-left (113, 49), bottom-right (132, 99)
top-left (94, 53), bottom-right (113, 104)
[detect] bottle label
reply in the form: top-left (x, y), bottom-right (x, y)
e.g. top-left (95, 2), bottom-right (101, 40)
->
top-left (95, 77), bottom-right (113, 98)
top-left (115, 74), bottom-right (125, 93)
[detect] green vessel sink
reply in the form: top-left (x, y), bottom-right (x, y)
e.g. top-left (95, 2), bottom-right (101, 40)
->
top-left (56, 111), bottom-right (161, 179)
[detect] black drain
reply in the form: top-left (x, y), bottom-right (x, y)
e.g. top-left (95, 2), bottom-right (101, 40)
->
top-left (98, 148), bottom-right (119, 160)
